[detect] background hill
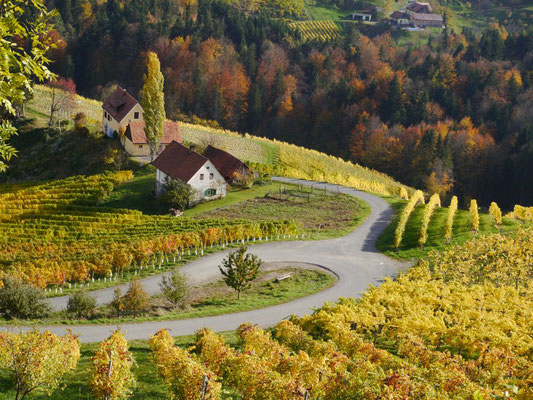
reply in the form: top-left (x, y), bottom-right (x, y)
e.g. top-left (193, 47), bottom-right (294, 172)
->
top-left (39, 0), bottom-right (533, 209)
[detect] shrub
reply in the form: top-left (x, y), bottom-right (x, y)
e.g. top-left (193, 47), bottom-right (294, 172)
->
top-left (159, 178), bottom-right (192, 211)
top-left (66, 290), bottom-right (97, 319)
top-left (123, 280), bottom-right (150, 318)
top-left (110, 287), bottom-right (124, 317)
top-left (0, 278), bottom-right (50, 319)
top-left (159, 270), bottom-right (189, 306)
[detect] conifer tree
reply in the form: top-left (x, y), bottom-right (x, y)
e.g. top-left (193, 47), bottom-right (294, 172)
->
top-left (219, 246), bottom-right (261, 299)
top-left (140, 52), bottom-right (165, 161)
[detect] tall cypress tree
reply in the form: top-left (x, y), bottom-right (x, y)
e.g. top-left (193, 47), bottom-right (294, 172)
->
top-left (140, 52), bottom-right (165, 161)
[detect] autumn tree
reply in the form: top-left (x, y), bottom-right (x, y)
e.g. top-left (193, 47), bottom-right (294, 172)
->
top-left (0, 330), bottom-right (80, 400)
top-left (47, 77), bottom-right (77, 131)
top-left (0, 0), bottom-right (56, 171)
top-left (219, 246), bottom-right (261, 299)
top-left (140, 52), bottom-right (165, 161)
top-left (91, 330), bottom-right (136, 400)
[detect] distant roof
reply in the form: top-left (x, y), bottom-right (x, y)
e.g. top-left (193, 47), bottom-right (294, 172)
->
top-left (406, 2), bottom-right (432, 12)
top-left (125, 121), bottom-right (181, 145)
top-left (103, 87), bottom-right (141, 122)
top-left (152, 141), bottom-right (208, 183)
top-left (204, 145), bottom-right (249, 180)
top-left (411, 12), bottom-right (443, 21)
top-left (391, 10), bottom-right (409, 19)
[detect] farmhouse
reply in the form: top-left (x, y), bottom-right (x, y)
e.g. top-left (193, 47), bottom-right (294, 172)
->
top-left (390, 11), bottom-right (410, 25)
top-left (203, 145), bottom-right (252, 182)
top-left (152, 141), bottom-right (227, 204)
top-left (406, 2), bottom-right (432, 13)
top-left (351, 12), bottom-right (372, 21)
top-left (121, 121), bottom-right (181, 157)
top-left (410, 12), bottom-right (444, 27)
top-left (102, 87), bottom-right (143, 137)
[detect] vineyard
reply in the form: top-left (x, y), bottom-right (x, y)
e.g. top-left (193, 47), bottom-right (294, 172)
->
top-left (0, 172), bottom-right (298, 288)
top-left (1, 229), bottom-right (530, 399)
top-left (289, 20), bottom-right (342, 42)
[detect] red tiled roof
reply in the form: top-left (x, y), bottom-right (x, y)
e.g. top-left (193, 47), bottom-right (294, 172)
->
top-left (102, 87), bottom-right (141, 122)
top-left (124, 121), bottom-right (182, 144)
top-left (203, 145), bottom-right (249, 181)
top-left (152, 141), bottom-right (208, 183)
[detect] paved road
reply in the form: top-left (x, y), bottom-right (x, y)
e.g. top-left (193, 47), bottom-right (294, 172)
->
top-left (2, 178), bottom-right (407, 342)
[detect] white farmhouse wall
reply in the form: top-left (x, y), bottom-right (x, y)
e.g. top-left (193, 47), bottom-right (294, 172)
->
top-left (102, 103), bottom-right (144, 137)
top-left (187, 160), bottom-right (227, 204)
top-left (155, 160), bottom-right (227, 204)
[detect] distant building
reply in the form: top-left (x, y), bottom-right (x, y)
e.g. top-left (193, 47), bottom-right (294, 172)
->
top-left (152, 141), bottom-right (227, 204)
top-left (410, 12), bottom-right (444, 27)
top-left (121, 121), bottom-right (181, 157)
top-left (390, 11), bottom-right (411, 25)
top-left (203, 145), bottom-right (252, 182)
top-left (406, 2), bottom-right (433, 14)
top-left (351, 12), bottom-right (372, 21)
top-left (102, 87), bottom-right (143, 138)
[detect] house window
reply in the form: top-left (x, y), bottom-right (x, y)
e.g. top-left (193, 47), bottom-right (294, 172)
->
top-left (205, 189), bottom-right (216, 197)
top-left (104, 112), bottom-right (107, 119)
top-left (134, 112), bottom-right (139, 119)
top-left (200, 174), bottom-right (204, 180)
top-left (209, 173), bottom-right (214, 180)
top-left (139, 145), bottom-right (143, 148)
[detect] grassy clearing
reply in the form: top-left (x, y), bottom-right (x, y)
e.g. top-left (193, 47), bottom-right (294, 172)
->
top-left (196, 184), bottom-right (371, 239)
top-left (304, 0), bottom-right (352, 20)
top-left (4, 267), bottom-right (335, 326)
top-left (377, 198), bottom-right (522, 260)
top-left (0, 332), bottom-right (240, 400)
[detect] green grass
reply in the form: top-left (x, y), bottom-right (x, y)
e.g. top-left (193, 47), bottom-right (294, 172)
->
top-left (0, 332), bottom-right (240, 400)
top-left (100, 164), bottom-right (165, 214)
top-left (5, 268), bottom-right (335, 326)
top-left (377, 198), bottom-right (522, 260)
top-left (304, 0), bottom-right (350, 20)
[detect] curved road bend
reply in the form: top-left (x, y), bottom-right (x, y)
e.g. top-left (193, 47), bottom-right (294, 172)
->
top-left (2, 178), bottom-right (408, 342)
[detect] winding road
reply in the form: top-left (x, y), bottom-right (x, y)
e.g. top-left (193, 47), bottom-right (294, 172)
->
top-left (2, 178), bottom-right (407, 342)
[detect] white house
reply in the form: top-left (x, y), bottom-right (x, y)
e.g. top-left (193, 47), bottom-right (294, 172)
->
top-left (152, 141), bottom-right (227, 204)
top-left (102, 87), bottom-right (144, 137)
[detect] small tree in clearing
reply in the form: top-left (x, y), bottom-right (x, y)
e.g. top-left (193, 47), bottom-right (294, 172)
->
top-left (123, 279), bottom-right (150, 318)
top-left (0, 330), bottom-right (80, 400)
top-left (159, 270), bottom-right (189, 307)
top-left (90, 330), bottom-right (136, 400)
top-left (219, 246), bottom-right (262, 299)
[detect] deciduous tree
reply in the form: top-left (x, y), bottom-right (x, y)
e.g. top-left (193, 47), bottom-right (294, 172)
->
top-left (140, 52), bottom-right (165, 161)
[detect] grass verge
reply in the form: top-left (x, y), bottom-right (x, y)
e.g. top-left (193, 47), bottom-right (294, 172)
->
top-left (4, 268), bottom-right (335, 326)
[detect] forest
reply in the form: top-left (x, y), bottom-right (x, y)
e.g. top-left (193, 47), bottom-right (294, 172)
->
top-left (43, 0), bottom-right (533, 208)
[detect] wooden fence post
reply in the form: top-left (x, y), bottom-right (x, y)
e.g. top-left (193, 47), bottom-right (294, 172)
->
top-left (199, 374), bottom-right (208, 400)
